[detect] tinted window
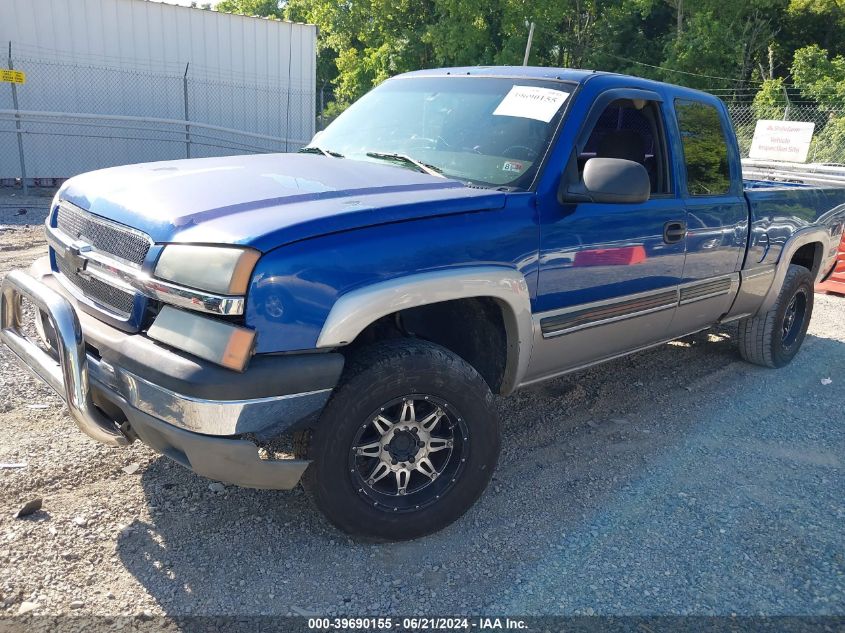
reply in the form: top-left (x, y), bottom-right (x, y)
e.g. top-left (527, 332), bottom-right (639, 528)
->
top-left (675, 100), bottom-right (732, 196)
top-left (584, 104), bottom-right (656, 156)
top-left (580, 99), bottom-right (670, 194)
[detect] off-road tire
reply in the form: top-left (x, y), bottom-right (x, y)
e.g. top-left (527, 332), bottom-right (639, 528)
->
top-left (299, 339), bottom-right (500, 541)
top-left (738, 264), bottom-right (814, 368)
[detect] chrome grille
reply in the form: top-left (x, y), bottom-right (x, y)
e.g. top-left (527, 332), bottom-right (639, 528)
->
top-left (56, 203), bottom-right (152, 267)
top-left (54, 255), bottom-right (135, 317)
top-left (53, 201), bottom-right (152, 318)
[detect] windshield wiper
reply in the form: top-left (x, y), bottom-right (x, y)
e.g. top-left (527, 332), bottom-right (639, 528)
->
top-left (365, 151), bottom-right (446, 179)
top-left (298, 145), bottom-right (344, 158)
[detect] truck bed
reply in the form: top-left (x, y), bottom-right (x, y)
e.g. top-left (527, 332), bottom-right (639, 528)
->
top-left (742, 176), bottom-right (845, 275)
top-left (742, 158), bottom-right (845, 188)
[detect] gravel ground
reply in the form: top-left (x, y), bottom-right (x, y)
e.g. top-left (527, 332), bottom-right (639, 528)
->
top-left (0, 215), bottom-right (843, 619)
top-left (0, 187), bottom-right (53, 228)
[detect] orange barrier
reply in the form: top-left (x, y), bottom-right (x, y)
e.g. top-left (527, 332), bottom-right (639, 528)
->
top-left (816, 232), bottom-right (845, 297)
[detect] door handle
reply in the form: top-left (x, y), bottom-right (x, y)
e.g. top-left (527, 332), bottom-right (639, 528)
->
top-left (663, 220), bottom-right (687, 244)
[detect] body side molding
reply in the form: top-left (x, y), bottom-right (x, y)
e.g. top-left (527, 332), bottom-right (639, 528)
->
top-left (540, 289), bottom-right (678, 337)
top-left (536, 284), bottom-right (680, 338)
top-left (316, 267), bottom-right (534, 394)
top-left (678, 275), bottom-right (735, 305)
top-left (539, 274), bottom-right (738, 339)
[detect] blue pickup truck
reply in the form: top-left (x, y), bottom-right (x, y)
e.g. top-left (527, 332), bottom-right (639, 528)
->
top-left (3, 67), bottom-right (844, 540)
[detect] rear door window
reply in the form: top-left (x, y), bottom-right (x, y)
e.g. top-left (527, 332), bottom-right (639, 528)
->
top-left (675, 100), bottom-right (732, 196)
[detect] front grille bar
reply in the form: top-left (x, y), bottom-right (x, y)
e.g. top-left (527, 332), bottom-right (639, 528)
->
top-left (54, 253), bottom-right (135, 317)
top-left (56, 201), bottom-right (152, 267)
top-left (47, 226), bottom-right (246, 316)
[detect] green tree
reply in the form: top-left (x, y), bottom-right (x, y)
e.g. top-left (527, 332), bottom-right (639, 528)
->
top-left (286, 0), bottom-right (437, 110)
top-left (591, 0), bottom-right (674, 79)
top-left (789, 45), bottom-right (845, 163)
top-left (215, 0), bottom-right (845, 123)
top-left (215, 0), bottom-right (284, 19)
top-left (785, 0), bottom-right (845, 55)
top-left (791, 44), bottom-right (845, 108)
top-left (660, 1), bottom-right (786, 93)
top-left (519, 0), bottom-right (603, 68)
top-left (752, 77), bottom-right (789, 119)
top-left (423, 0), bottom-right (507, 66)
top-left (808, 116), bottom-right (845, 163)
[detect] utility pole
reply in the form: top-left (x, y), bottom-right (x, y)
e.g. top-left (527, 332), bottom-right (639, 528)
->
top-left (523, 21), bottom-right (535, 66)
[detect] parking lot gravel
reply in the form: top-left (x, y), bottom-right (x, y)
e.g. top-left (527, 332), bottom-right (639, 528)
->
top-left (0, 219), bottom-right (843, 619)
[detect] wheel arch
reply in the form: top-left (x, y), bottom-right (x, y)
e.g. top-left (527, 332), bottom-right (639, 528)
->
top-left (315, 267), bottom-right (533, 394)
top-left (758, 228), bottom-right (830, 314)
top-left (789, 241), bottom-right (823, 276)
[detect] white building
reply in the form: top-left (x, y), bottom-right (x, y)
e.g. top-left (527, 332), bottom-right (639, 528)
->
top-left (0, 0), bottom-right (317, 181)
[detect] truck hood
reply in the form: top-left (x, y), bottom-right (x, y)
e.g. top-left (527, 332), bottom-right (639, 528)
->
top-left (58, 154), bottom-right (507, 252)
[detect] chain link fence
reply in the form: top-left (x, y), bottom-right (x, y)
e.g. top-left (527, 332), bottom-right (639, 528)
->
top-left (1, 46), bottom-right (316, 189)
top-left (728, 102), bottom-right (845, 165)
top-left (5, 48), bottom-right (845, 190)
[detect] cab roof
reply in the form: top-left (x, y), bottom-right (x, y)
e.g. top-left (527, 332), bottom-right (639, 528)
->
top-left (395, 66), bottom-right (603, 84)
top-left (393, 66), bottom-right (719, 104)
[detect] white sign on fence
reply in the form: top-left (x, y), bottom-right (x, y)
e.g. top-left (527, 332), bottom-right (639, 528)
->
top-left (749, 120), bottom-right (815, 163)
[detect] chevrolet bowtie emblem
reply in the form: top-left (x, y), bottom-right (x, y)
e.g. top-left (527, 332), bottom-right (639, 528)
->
top-left (67, 241), bottom-right (92, 275)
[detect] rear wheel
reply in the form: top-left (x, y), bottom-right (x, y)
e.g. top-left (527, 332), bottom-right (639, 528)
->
top-left (738, 264), bottom-right (814, 368)
top-left (299, 339), bottom-right (500, 541)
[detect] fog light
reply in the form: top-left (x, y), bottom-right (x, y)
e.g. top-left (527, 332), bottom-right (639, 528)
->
top-left (147, 305), bottom-right (256, 371)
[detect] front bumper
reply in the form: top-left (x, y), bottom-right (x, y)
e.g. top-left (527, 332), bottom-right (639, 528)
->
top-left (0, 266), bottom-right (342, 490)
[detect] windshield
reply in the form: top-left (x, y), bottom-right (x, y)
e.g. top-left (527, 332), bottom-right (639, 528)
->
top-left (310, 76), bottom-right (574, 188)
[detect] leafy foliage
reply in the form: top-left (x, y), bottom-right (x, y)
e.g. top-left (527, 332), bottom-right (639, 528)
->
top-left (215, 0), bottom-right (284, 18)
top-left (215, 0), bottom-right (845, 127)
top-left (752, 78), bottom-right (789, 119)
top-left (791, 44), bottom-right (845, 108)
top-left (808, 115), bottom-right (845, 162)
top-left (785, 43), bottom-right (845, 163)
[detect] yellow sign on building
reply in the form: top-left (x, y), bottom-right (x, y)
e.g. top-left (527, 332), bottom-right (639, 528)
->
top-left (0, 70), bottom-right (26, 84)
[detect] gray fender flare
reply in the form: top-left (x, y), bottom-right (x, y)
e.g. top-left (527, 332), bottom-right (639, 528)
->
top-left (316, 266), bottom-right (533, 394)
top-left (757, 227), bottom-right (831, 314)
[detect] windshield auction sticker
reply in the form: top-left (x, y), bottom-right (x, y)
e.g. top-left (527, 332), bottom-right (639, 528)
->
top-left (493, 86), bottom-right (569, 122)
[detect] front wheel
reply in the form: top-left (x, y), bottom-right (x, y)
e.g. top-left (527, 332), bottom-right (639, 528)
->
top-left (300, 339), bottom-right (500, 541)
top-left (738, 264), bottom-right (814, 368)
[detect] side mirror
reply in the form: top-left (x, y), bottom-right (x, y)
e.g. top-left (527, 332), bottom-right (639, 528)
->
top-left (560, 157), bottom-right (651, 205)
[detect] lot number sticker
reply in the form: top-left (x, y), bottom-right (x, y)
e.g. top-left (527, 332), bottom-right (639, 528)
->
top-left (493, 86), bottom-right (569, 122)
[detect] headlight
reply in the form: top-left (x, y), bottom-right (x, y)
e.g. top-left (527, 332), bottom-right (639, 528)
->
top-left (154, 245), bottom-right (260, 295)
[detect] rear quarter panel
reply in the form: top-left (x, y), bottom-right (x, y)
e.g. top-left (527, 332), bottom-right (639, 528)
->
top-left (743, 184), bottom-right (845, 271)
